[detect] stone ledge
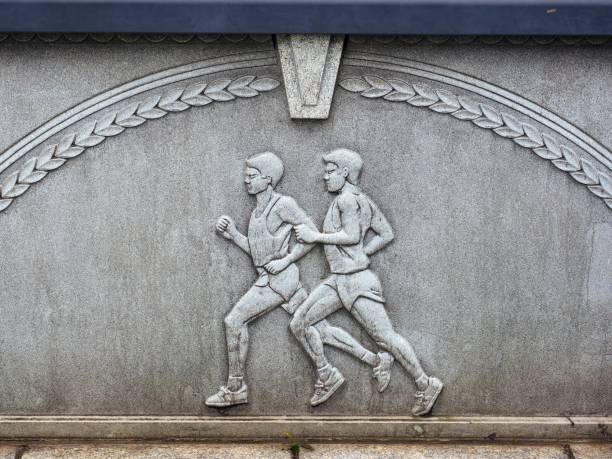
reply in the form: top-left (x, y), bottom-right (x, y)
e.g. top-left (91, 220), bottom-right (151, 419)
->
top-left (0, 416), bottom-right (608, 441)
top-left (0, 441), bottom-right (610, 459)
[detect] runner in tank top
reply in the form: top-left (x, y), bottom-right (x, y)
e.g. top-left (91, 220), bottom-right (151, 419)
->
top-left (292, 148), bottom-right (443, 415)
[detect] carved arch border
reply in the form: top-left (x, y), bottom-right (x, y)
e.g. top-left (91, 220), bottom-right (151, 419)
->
top-left (0, 51), bottom-right (281, 212)
top-left (340, 52), bottom-right (612, 210)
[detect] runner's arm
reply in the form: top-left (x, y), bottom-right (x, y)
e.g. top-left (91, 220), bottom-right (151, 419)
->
top-left (230, 231), bottom-right (251, 254)
top-left (364, 201), bottom-right (394, 255)
top-left (277, 197), bottom-right (316, 262)
top-left (315, 194), bottom-right (361, 245)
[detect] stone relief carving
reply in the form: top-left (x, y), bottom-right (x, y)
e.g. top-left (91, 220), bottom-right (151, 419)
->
top-left (289, 149), bottom-right (443, 414)
top-left (0, 73), bottom-right (280, 213)
top-left (339, 74), bottom-right (612, 211)
top-left (206, 149), bottom-right (443, 416)
top-left (206, 152), bottom-right (395, 408)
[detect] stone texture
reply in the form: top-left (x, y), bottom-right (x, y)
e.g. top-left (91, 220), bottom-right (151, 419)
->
top-left (15, 442), bottom-right (596, 459)
top-left (570, 443), bottom-right (612, 459)
top-left (0, 38), bottom-right (609, 421)
top-left (277, 34), bottom-right (344, 118)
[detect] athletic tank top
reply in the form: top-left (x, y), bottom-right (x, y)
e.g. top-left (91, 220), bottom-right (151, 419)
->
top-left (248, 194), bottom-right (291, 267)
top-left (322, 191), bottom-right (372, 274)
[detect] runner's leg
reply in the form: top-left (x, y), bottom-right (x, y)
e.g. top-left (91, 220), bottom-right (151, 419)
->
top-left (350, 297), bottom-right (428, 389)
top-left (290, 284), bottom-right (342, 370)
top-left (224, 285), bottom-right (284, 390)
top-left (315, 321), bottom-right (378, 367)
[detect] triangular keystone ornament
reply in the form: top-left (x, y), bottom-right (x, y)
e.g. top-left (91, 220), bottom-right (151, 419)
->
top-left (277, 34), bottom-right (345, 119)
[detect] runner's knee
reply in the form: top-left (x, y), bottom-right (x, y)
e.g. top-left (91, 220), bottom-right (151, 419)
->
top-left (224, 310), bottom-right (244, 333)
top-left (289, 313), bottom-right (305, 336)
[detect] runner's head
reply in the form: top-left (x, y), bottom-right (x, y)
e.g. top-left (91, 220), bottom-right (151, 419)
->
top-left (245, 152), bottom-right (284, 194)
top-left (323, 148), bottom-right (363, 192)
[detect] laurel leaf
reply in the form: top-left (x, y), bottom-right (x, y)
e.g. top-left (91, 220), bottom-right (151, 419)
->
top-left (228, 75), bottom-right (256, 90)
top-left (360, 88), bottom-right (390, 98)
top-left (514, 136), bottom-right (543, 148)
top-left (96, 125), bottom-right (124, 137)
top-left (37, 145), bottom-right (55, 165)
top-left (388, 79), bottom-right (415, 97)
top-left (479, 104), bottom-right (502, 125)
top-left (452, 110), bottom-right (481, 121)
top-left (18, 157), bottom-right (37, 181)
top-left (76, 122), bottom-right (105, 147)
top-left (182, 83), bottom-right (207, 100)
top-left (552, 159), bottom-right (580, 172)
top-left (570, 158), bottom-right (599, 185)
top-left (160, 88), bottom-right (184, 106)
top-left (1, 171), bottom-right (19, 197)
top-left (19, 169), bottom-right (47, 184)
top-left (458, 97), bottom-right (481, 117)
top-left (205, 79), bottom-right (232, 93)
top-left (228, 86), bottom-right (259, 98)
top-left (249, 78), bottom-right (280, 92)
top-left (364, 75), bottom-right (392, 91)
top-left (58, 133), bottom-right (76, 153)
top-left (522, 123), bottom-right (543, 146)
top-left (501, 113), bottom-right (524, 136)
top-left (542, 134), bottom-right (561, 157)
top-left (116, 103), bottom-right (139, 122)
top-left (430, 102), bottom-right (459, 113)
top-left (75, 134), bottom-right (105, 147)
top-left (206, 91), bottom-right (235, 102)
top-left (435, 89), bottom-right (460, 109)
top-left (533, 147), bottom-right (562, 160)
top-left (137, 95), bottom-right (162, 114)
top-left (55, 146), bottom-right (85, 159)
top-left (560, 146), bottom-right (580, 168)
top-left (599, 173), bottom-right (612, 196)
top-left (37, 157), bottom-right (66, 171)
top-left (383, 91), bottom-right (413, 101)
top-left (116, 115), bottom-right (146, 127)
top-left (96, 112), bottom-right (117, 132)
top-left (159, 100), bottom-right (191, 112)
top-left (2, 183), bottom-right (29, 198)
top-left (0, 199), bottom-right (13, 212)
top-left (472, 117), bottom-right (503, 129)
top-left (587, 185), bottom-right (611, 199)
top-left (339, 78), bottom-right (370, 93)
top-left (182, 94), bottom-right (213, 107)
top-left (494, 126), bottom-right (522, 138)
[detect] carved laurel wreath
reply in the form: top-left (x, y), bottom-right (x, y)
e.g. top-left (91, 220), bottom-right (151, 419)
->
top-left (0, 76), bottom-right (279, 212)
top-left (340, 76), bottom-right (612, 210)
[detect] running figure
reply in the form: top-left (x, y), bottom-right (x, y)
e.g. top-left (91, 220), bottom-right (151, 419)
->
top-left (291, 148), bottom-right (443, 415)
top-left (206, 152), bottom-right (393, 408)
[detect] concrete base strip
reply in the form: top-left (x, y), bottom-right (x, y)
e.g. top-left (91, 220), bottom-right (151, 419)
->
top-left (0, 416), bottom-right (608, 441)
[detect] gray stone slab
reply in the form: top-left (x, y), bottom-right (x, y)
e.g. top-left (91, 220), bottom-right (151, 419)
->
top-left (0, 37), bottom-right (609, 426)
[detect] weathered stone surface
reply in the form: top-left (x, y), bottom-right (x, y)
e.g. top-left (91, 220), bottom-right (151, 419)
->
top-left (0, 37), bottom-right (610, 423)
top-left (570, 443), bottom-right (612, 459)
top-left (15, 442), bottom-right (591, 459)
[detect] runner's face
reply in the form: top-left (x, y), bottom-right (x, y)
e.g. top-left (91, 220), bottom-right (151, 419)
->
top-left (244, 167), bottom-right (269, 194)
top-left (323, 162), bottom-right (345, 192)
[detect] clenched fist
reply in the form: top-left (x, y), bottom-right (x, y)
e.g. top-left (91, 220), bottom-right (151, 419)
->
top-left (216, 215), bottom-right (236, 240)
top-left (295, 224), bottom-right (319, 244)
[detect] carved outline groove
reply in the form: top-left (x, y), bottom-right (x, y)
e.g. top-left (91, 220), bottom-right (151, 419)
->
top-left (339, 75), bottom-right (612, 210)
top-left (0, 75), bottom-right (280, 212)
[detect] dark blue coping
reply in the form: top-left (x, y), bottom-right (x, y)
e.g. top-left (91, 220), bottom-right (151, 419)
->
top-left (1, 1), bottom-right (612, 35)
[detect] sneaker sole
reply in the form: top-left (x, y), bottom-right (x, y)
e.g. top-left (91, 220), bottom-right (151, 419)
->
top-left (205, 399), bottom-right (248, 408)
top-left (310, 375), bottom-right (345, 407)
top-left (412, 382), bottom-right (443, 416)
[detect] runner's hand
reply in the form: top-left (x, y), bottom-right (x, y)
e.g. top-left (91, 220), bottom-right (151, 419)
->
top-left (216, 215), bottom-right (236, 240)
top-left (295, 224), bottom-right (318, 244)
top-left (265, 258), bottom-right (290, 274)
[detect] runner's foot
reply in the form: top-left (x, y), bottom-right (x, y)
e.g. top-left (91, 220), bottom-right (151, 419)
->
top-left (411, 376), bottom-right (443, 416)
top-left (205, 384), bottom-right (248, 407)
top-left (372, 352), bottom-right (394, 392)
top-left (310, 367), bottom-right (345, 406)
